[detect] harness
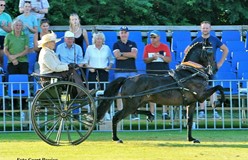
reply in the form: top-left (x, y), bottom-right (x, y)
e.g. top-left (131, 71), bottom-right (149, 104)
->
top-left (168, 64), bottom-right (209, 105)
top-left (103, 64), bottom-right (209, 105)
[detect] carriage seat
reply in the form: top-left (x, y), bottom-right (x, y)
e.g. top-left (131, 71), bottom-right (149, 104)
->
top-left (31, 72), bottom-right (63, 87)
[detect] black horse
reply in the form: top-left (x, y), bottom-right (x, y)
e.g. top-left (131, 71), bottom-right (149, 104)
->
top-left (97, 41), bottom-right (225, 143)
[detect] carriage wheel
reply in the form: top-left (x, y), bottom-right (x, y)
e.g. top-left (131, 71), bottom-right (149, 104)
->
top-left (31, 81), bottom-right (96, 146)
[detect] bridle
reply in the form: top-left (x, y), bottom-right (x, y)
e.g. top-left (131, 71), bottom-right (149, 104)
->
top-left (201, 45), bottom-right (214, 75)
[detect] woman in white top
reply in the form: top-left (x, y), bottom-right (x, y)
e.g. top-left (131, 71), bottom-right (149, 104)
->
top-left (83, 32), bottom-right (115, 89)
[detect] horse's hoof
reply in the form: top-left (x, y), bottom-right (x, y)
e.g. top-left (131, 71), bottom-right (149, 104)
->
top-left (193, 139), bottom-right (200, 143)
top-left (117, 139), bottom-right (123, 143)
top-left (146, 115), bottom-right (154, 122)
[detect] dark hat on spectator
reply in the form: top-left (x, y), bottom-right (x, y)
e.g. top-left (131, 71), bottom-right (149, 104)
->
top-left (120, 26), bottom-right (128, 32)
top-left (150, 30), bottom-right (161, 37)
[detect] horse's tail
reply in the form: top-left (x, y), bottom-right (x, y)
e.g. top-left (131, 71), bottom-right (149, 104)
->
top-left (97, 77), bottom-right (126, 122)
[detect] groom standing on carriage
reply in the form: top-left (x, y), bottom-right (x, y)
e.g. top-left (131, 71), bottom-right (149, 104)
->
top-left (184, 21), bottom-right (229, 119)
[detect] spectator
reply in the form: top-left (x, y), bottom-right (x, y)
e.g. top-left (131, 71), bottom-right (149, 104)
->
top-left (17, 1), bottom-right (38, 52)
top-left (19, 0), bottom-right (49, 30)
top-left (113, 26), bottom-right (138, 120)
top-left (56, 31), bottom-right (83, 65)
top-left (4, 18), bottom-right (29, 74)
top-left (38, 32), bottom-right (85, 90)
top-left (0, 0), bottom-right (12, 68)
top-left (83, 31), bottom-right (114, 90)
top-left (143, 30), bottom-right (172, 120)
top-left (69, 13), bottom-right (89, 55)
top-left (33, 18), bottom-right (51, 73)
top-left (184, 21), bottom-right (228, 119)
top-left (4, 18), bottom-right (29, 126)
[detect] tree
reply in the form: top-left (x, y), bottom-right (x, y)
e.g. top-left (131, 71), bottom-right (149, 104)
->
top-left (4, 0), bottom-right (248, 25)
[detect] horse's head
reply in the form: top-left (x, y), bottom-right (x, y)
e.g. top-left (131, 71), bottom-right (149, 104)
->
top-left (182, 40), bottom-right (216, 75)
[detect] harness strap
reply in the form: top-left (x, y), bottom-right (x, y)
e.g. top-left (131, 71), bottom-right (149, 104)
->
top-left (168, 70), bottom-right (189, 105)
top-left (177, 64), bottom-right (209, 80)
top-left (181, 61), bottom-right (204, 69)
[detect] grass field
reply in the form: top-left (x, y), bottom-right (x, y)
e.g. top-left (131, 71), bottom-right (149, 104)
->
top-left (1, 130), bottom-right (248, 160)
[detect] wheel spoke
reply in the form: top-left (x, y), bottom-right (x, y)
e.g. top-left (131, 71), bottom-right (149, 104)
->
top-left (32, 81), bottom-right (96, 146)
top-left (65, 118), bottom-right (72, 144)
top-left (69, 115), bottom-right (93, 128)
top-left (55, 118), bottom-right (64, 145)
top-left (68, 102), bottom-right (90, 113)
top-left (44, 117), bottom-right (61, 140)
top-left (53, 85), bottom-right (64, 109)
top-left (42, 90), bottom-right (62, 112)
top-left (69, 119), bottom-right (84, 138)
top-left (33, 106), bottom-right (59, 116)
top-left (37, 115), bottom-right (60, 128)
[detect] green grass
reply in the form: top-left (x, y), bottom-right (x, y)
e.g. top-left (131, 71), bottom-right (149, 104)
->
top-left (1, 130), bottom-right (248, 160)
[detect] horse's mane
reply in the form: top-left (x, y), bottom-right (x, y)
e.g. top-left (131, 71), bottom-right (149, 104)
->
top-left (183, 42), bottom-right (202, 61)
top-left (180, 42), bottom-right (205, 68)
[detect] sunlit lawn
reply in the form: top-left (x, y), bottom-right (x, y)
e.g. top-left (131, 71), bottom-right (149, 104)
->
top-left (1, 130), bottom-right (248, 160)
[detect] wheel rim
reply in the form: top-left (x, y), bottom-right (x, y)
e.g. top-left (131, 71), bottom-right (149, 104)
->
top-left (31, 81), bottom-right (96, 146)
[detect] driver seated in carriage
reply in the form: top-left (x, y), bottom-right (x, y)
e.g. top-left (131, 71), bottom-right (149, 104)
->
top-left (37, 32), bottom-right (85, 92)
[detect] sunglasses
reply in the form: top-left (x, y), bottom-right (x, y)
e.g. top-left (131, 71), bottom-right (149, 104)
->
top-left (150, 36), bottom-right (157, 39)
top-left (24, 1), bottom-right (31, 3)
top-left (0, 4), bottom-right (5, 6)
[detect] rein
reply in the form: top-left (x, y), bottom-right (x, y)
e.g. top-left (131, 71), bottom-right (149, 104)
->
top-left (82, 66), bottom-right (172, 73)
top-left (96, 64), bottom-right (209, 102)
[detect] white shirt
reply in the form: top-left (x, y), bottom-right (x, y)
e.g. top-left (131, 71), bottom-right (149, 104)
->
top-left (83, 44), bottom-right (115, 68)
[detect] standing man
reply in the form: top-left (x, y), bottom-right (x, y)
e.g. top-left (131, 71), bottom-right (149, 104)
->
top-left (17, 1), bottom-right (38, 52)
top-left (113, 26), bottom-right (138, 120)
top-left (56, 31), bottom-right (84, 67)
top-left (184, 21), bottom-right (229, 119)
top-left (143, 30), bottom-right (172, 120)
top-left (19, 0), bottom-right (49, 31)
top-left (0, 0), bottom-right (12, 68)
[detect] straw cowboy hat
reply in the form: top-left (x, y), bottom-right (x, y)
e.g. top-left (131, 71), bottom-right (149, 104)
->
top-left (38, 32), bottom-right (61, 48)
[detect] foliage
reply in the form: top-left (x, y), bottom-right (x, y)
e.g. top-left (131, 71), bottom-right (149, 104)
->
top-left (4, 0), bottom-right (248, 25)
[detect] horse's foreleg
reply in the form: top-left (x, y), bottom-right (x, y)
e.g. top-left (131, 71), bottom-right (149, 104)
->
top-left (187, 104), bottom-right (200, 143)
top-left (198, 85), bottom-right (225, 103)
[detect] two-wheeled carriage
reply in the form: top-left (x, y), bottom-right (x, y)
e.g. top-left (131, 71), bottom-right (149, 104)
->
top-left (31, 73), bottom-right (97, 146)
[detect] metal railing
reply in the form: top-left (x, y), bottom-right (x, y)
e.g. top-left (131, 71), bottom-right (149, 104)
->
top-left (0, 79), bottom-right (248, 132)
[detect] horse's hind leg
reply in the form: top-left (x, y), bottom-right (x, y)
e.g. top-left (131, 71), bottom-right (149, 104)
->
top-left (136, 110), bottom-right (154, 122)
top-left (112, 109), bottom-right (133, 143)
top-left (187, 103), bottom-right (200, 143)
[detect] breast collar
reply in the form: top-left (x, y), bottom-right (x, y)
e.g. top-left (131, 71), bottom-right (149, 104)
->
top-left (181, 61), bottom-right (204, 69)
